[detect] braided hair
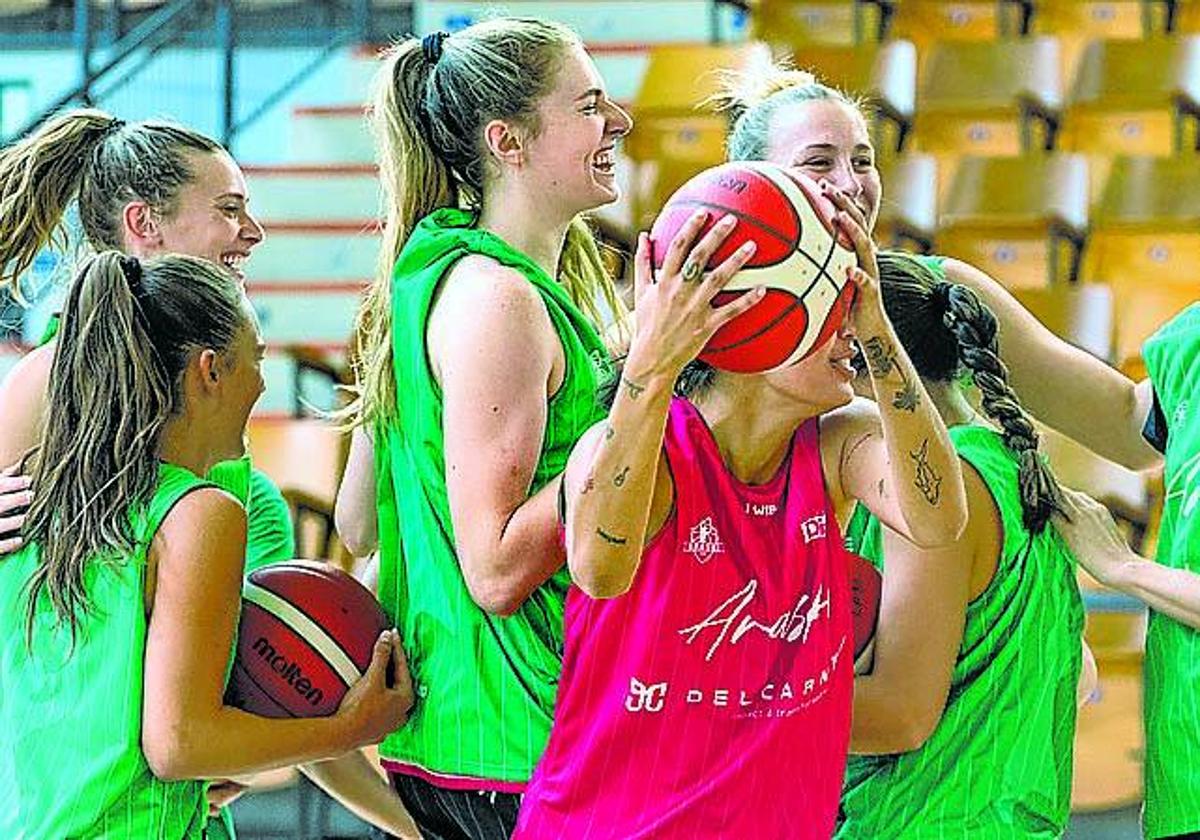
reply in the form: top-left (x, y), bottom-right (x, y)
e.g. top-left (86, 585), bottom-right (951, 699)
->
top-left (876, 250), bottom-right (1065, 535)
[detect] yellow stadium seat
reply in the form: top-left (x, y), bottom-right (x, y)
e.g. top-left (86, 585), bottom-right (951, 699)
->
top-left (1011, 282), bottom-right (1114, 361)
top-left (1085, 154), bottom-right (1200, 294)
top-left (891, 0), bottom-right (1033, 54)
top-left (1063, 36), bottom-right (1200, 156)
top-left (914, 37), bottom-right (1063, 190)
top-left (1032, 1), bottom-right (1148, 85)
top-left (779, 39), bottom-right (917, 155)
top-left (750, 0), bottom-right (889, 47)
top-left (876, 152), bottom-right (938, 250)
top-left (626, 42), bottom-right (774, 229)
top-left (935, 153), bottom-right (1088, 288)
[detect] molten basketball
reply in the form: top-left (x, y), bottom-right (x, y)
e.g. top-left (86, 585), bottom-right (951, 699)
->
top-left (849, 551), bottom-right (882, 675)
top-left (649, 162), bottom-right (859, 373)
top-left (225, 561), bottom-right (390, 718)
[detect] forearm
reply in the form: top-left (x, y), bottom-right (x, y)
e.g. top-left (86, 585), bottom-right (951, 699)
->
top-left (860, 318), bottom-right (967, 546)
top-left (335, 426), bottom-right (378, 557)
top-left (1109, 555), bottom-right (1200, 629)
top-left (567, 358), bottom-right (673, 598)
top-left (147, 706), bottom-right (355, 781)
top-left (945, 259), bottom-right (1157, 469)
top-left (302, 752), bottom-right (419, 839)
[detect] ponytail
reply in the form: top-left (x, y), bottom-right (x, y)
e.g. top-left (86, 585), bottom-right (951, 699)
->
top-left (20, 252), bottom-right (244, 646)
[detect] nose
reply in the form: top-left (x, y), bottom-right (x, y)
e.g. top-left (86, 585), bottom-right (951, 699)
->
top-left (607, 100), bottom-right (633, 138)
top-left (820, 161), bottom-right (864, 200)
top-left (242, 209), bottom-right (265, 247)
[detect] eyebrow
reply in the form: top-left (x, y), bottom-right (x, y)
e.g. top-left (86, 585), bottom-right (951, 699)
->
top-left (574, 88), bottom-right (603, 103)
top-left (797, 143), bottom-right (874, 153)
top-left (214, 192), bottom-right (247, 202)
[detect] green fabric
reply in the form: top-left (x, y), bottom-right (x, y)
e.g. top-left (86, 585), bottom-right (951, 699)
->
top-left (244, 468), bottom-right (295, 572)
top-left (1141, 302), bottom-right (1200, 838)
top-left (838, 425), bottom-right (1084, 839)
top-left (375, 207), bottom-right (612, 782)
top-left (0, 463), bottom-right (214, 839)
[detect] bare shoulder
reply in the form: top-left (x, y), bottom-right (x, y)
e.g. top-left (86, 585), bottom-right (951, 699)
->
top-left (430, 255), bottom-right (556, 360)
top-left (155, 486), bottom-right (247, 551)
top-left (440, 255), bottom-right (547, 318)
top-left (819, 397), bottom-right (882, 452)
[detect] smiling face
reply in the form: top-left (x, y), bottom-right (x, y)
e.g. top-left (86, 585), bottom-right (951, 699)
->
top-left (146, 151), bottom-right (265, 282)
top-left (757, 319), bottom-right (861, 414)
top-left (763, 98), bottom-right (881, 232)
top-left (519, 42), bottom-right (633, 216)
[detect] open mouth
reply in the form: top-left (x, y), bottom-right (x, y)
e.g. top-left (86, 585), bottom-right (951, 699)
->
top-left (221, 252), bottom-right (248, 281)
top-left (592, 147), bottom-right (616, 177)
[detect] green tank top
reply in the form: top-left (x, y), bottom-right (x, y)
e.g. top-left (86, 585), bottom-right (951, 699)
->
top-left (838, 425), bottom-right (1084, 838)
top-left (1141, 302), bottom-right (1200, 838)
top-left (375, 207), bottom-right (612, 783)
top-left (0, 463), bottom-right (215, 839)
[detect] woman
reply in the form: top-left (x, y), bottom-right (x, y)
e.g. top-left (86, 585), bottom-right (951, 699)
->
top-left (837, 251), bottom-right (1084, 837)
top-left (342, 17), bottom-right (776, 838)
top-left (0, 252), bottom-right (409, 838)
top-left (513, 180), bottom-right (969, 836)
top-left (0, 109), bottom-right (418, 839)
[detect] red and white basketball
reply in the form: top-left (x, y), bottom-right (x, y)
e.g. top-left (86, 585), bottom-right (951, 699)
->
top-left (649, 161), bottom-right (859, 373)
top-left (225, 561), bottom-right (390, 718)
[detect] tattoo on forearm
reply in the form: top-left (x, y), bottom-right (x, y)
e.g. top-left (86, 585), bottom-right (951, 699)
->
top-left (909, 439), bottom-right (943, 505)
top-left (862, 337), bottom-right (895, 377)
top-left (892, 382), bottom-right (920, 413)
top-left (613, 466), bottom-right (630, 487)
top-left (877, 478), bottom-right (886, 499)
top-left (622, 377), bottom-right (646, 401)
top-left (605, 424), bottom-right (615, 441)
top-left (580, 475), bottom-right (596, 495)
top-left (597, 527), bottom-right (628, 546)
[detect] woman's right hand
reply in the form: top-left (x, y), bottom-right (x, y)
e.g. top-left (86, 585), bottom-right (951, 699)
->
top-left (0, 464), bottom-right (32, 555)
top-left (627, 211), bottom-right (764, 379)
top-left (335, 630), bottom-right (414, 749)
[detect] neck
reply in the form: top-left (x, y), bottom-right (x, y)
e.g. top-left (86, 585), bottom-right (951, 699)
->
top-left (157, 415), bottom-right (221, 477)
top-left (476, 181), bottom-right (572, 278)
top-left (692, 382), bottom-right (819, 485)
top-left (925, 379), bottom-right (977, 429)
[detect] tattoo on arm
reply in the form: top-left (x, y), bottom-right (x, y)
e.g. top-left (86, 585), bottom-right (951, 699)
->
top-left (613, 466), bottom-right (630, 487)
top-left (596, 527), bottom-right (628, 546)
top-left (909, 438), bottom-right (943, 506)
top-left (892, 382), bottom-right (920, 413)
top-left (605, 424), bottom-right (615, 441)
top-left (621, 377), bottom-right (646, 401)
top-left (877, 477), bottom-right (886, 499)
top-left (862, 337), bottom-right (896, 378)
top-left (580, 475), bottom-right (596, 495)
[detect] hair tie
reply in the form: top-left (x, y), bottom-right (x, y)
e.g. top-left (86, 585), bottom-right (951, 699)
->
top-left (421, 31), bottom-right (449, 65)
top-left (119, 255), bottom-right (144, 296)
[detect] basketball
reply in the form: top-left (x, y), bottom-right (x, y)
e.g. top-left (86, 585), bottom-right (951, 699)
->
top-left (849, 551), bottom-right (882, 675)
top-left (225, 561), bottom-right (391, 718)
top-left (649, 161), bottom-right (860, 373)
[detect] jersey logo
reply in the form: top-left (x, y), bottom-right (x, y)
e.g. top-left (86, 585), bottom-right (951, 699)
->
top-left (800, 512), bottom-right (827, 544)
top-left (624, 677), bottom-right (668, 713)
top-left (1174, 400), bottom-right (1190, 430)
top-left (684, 516), bottom-right (725, 564)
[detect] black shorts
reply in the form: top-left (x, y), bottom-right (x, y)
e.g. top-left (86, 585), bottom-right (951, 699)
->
top-left (371, 772), bottom-right (522, 840)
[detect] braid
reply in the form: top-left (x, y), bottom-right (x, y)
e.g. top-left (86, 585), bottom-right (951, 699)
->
top-left (944, 284), bottom-right (1065, 535)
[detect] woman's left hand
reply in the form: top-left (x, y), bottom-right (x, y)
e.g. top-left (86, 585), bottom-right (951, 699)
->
top-left (824, 185), bottom-right (885, 333)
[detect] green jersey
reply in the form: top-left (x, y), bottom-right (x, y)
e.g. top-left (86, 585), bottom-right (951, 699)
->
top-left (376, 208), bottom-right (612, 785)
top-left (838, 425), bottom-right (1084, 838)
top-left (0, 463), bottom-right (214, 838)
top-left (1142, 302), bottom-right (1200, 838)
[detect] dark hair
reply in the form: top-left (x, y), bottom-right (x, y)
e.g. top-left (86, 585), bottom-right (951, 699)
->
top-left (0, 107), bottom-right (224, 293)
top-left (18, 251), bottom-right (247, 646)
top-left (875, 250), bottom-right (1065, 535)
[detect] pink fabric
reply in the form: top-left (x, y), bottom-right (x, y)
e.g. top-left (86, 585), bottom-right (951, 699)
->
top-left (515, 398), bottom-right (854, 840)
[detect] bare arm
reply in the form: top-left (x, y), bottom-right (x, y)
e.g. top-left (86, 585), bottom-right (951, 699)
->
top-left (565, 216), bottom-right (761, 598)
top-left (335, 425), bottom-right (378, 558)
top-left (429, 257), bottom-right (569, 616)
top-left (141, 488), bottom-right (409, 780)
top-left (848, 466), bottom-right (988, 754)
top-left (0, 342), bottom-right (52, 468)
top-left (1056, 487), bottom-right (1200, 629)
top-left (301, 753), bottom-right (419, 839)
top-left (943, 259), bottom-right (1160, 470)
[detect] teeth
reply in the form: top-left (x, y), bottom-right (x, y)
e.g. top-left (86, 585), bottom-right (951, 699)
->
top-left (593, 150), bottom-right (614, 170)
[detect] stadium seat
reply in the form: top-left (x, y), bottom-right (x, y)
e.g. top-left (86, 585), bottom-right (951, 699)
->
top-left (626, 41), bottom-right (773, 229)
top-left (750, 0), bottom-right (890, 47)
top-left (891, 0), bottom-right (1033, 53)
top-left (1032, 1), bottom-right (1149, 85)
top-left (778, 39), bottom-right (917, 155)
top-left (935, 153), bottom-right (1089, 287)
top-left (914, 37), bottom-right (1063, 191)
top-left (1063, 36), bottom-right (1200, 156)
top-left (875, 152), bottom-right (938, 251)
top-left (1085, 155), bottom-right (1200, 294)
top-left (1011, 282), bottom-right (1115, 361)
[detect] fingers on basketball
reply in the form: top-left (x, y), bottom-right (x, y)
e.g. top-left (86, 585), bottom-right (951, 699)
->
top-left (662, 210), bottom-right (710, 278)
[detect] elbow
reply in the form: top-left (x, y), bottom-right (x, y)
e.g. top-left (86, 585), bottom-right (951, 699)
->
top-left (143, 727), bottom-right (197, 782)
top-left (462, 571), bottom-right (527, 617)
top-left (873, 704), bottom-right (940, 754)
top-left (907, 513), bottom-right (967, 550)
top-left (334, 507), bottom-right (376, 559)
top-left (568, 554), bottom-right (633, 600)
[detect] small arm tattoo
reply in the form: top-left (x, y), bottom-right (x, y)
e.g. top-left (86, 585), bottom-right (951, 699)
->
top-left (909, 438), bottom-right (943, 506)
top-left (597, 527), bottom-right (628, 545)
top-left (613, 466), bottom-right (630, 487)
top-left (622, 377), bottom-right (646, 400)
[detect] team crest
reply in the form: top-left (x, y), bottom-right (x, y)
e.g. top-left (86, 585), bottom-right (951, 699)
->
top-left (685, 516), bottom-right (725, 564)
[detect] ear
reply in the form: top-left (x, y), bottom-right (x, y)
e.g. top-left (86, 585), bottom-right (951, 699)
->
top-left (482, 118), bottom-right (525, 168)
top-left (196, 348), bottom-right (222, 393)
top-left (122, 201), bottom-right (163, 252)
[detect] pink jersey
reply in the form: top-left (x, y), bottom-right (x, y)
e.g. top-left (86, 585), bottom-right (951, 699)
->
top-left (515, 397), bottom-right (854, 840)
